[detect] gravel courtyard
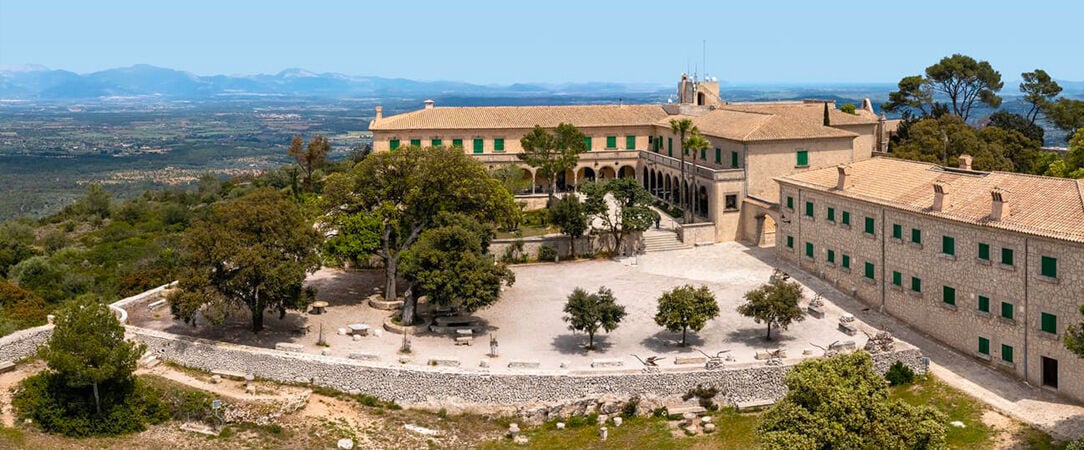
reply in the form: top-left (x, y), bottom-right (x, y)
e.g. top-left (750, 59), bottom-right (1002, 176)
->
top-left (130, 242), bottom-right (894, 372)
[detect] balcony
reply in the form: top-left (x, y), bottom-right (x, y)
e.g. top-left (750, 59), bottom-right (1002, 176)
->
top-left (638, 150), bottom-right (745, 182)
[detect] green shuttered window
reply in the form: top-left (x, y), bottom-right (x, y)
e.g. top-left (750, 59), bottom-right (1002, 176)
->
top-left (1001, 302), bottom-right (1014, 320)
top-left (431, 138), bottom-right (442, 147)
top-left (978, 243), bottom-right (990, 260)
top-left (911, 228), bottom-right (922, 244)
top-left (715, 148), bottom-right (721, 163)
top-left (978, 296), bottom-right (990, 313)
top-left (827, 249), bottom-right (835, 264)
top-left (827, 207), bottom-right (835, 222)
top-left (864, 217), bottom-right (875, 235)
top-left (786, 196), bottom-right (794, 210)
top-left (978, 337), bottom-right (989, 355)
top-left (606, 136), bottom-right (617, 149)
top-left (494, 138), bottom-right (505, 151)
top-left (805, 242), bottom-right (814, 259)
top-left (911, 277), bottom-right (922, 293)
top-left (1041, 312), bottom-right (1056, 334)
top-left (786, 235), bottom-right (794, 249)
top-left (1002, 248), bottom-right (1014, 266)
top-left (796, 150), bottom-right (809, 167)
top-left (1041, 256), bottom-right (1057, 278)
top-left (892, 224), bottom-right (902, 239)
top-left (389, 139), bottom-right (400, 150)
top-left (841, 211), bottom-right (851, 225)
top-left (805, 201), bottom-right (814, 217)
top-left (864, 262), bottom-right (875, 280)
top-left (842, 254), bottom-right (851, 269)
top-left (410, 139), bottom-right (421, 147)
top-left (892, 271), bottom-right (902, 286)
top-left (626, 135), bottom-right (636, 149)
top-left (452, 138), bottom-right (463, 148)
top-left (731, 151), bottom-right (739, 168)
top-left (942, 286), bottom-right (955, 305)
top-left (1001, 344), bottom-right (1014, 363)
top-left (942, 236), bottom-right (955, 256)
top-left (584, 137), bottom-right (592, 151)
top-left (473, 138), bottom-right (483, 153)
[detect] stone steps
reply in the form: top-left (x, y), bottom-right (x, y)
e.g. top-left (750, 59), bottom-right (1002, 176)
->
top-left (643, 232), bottom-right (691, 253)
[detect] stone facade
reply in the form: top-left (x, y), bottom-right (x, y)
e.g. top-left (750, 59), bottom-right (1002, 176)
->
top-left (776, 171), bottom-right (1084, 404)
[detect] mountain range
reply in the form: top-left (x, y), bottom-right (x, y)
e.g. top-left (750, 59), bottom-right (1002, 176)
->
top-left (0, 64), bottom-right (672, 100)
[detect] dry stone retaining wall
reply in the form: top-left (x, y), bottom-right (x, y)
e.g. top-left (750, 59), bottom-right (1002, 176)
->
top-left (0, 325), bottom-right (52, 362)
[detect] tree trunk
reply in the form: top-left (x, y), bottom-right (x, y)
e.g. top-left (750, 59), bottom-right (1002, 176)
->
top-left (252, 307), bottom-right (264, 332)
top-left (92, 382), bottom-right (101, 414)
top-left (765, 322), bottom-right (773, 341)
top-left (569, 235), bottom-right (576, 258)
top-left (385, 253), bottom-right (398, 301)
top-left (587, 331), bottom-right (595, 350)
top-left (682, 326), bottom-right (688, 346)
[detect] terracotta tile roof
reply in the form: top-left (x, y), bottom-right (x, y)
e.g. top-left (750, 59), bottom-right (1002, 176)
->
top-left (369, 104), bottom-right (669, 131)
top-left (658, 102), bottom-right (874, 142)
top-left (777, 158), bottom-right (1084, 243)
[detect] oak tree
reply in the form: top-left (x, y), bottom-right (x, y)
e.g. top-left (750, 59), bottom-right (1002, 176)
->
top-left (548, 193), bottom-right (589, 258)
top-left (737, 275), bottom-right (806, 340)
top-left (582, 177), bottom-right (657, 255)
top-left (563, 286), bottom-right (627, 350)
top-left (518, 123), bottom-right (587, 198)
top-left (287, 134), bottom-right (330, 192)
top-left (654, 284), bottom-right (720, 346)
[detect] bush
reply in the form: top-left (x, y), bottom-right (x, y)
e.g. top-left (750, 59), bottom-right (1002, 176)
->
top-left (682, 384), bottom-right (720, 411)
top-left (621, 397), bottom-right (639, 418)
top-left (1066, 437), bottom-right (1084, 450)
top-left (841, 103), bottom-right (857, 114)
top-left (885, 361), bottom-right (916, 386)
top-left (12, 372), bottom-right (165, 437)
top-left (538, 245), bottom-right (557, 262)
top-left (651, 407), bottom-right (669, 418)
top-left (522, 209), bottom-right (548, 227)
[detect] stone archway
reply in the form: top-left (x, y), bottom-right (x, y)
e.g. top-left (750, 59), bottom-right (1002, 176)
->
top-left (598, 166), bottom-right (616, 180)
top-left (664, 176), bottom-right (672, 202)
top-left (579, 167), bottom-right (596, 184)
top-left (619, 166), bottom-right (636, 179)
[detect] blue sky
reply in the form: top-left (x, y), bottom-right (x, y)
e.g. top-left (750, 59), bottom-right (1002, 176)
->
top-left (1, 0), bottom-right (1081, 84)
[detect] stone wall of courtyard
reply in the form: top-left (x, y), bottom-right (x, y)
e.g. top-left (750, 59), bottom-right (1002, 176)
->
top-left (128, 325), bottom-right (925, 409)
top-left (0, 324), bottom-right (52, 362)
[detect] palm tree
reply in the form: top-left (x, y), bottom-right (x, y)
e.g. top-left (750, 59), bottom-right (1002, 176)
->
top-left (669, 118), bottom-right (695, 222)
top-left (683, 129), bottom-right (710, 223)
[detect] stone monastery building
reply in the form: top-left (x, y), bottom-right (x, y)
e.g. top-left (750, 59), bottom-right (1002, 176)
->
top-left (371, 76), bottom-right (1082, 403)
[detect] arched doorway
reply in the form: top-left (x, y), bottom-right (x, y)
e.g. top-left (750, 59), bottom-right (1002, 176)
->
top-left (598, 166), bottom-right (616, 180)
top-left (642, 167), bottom-right (650, 189)
top-left (664, 176), bottom-right (672, 202)
top-left (619, 166), bottom-right (636, 179)
top-left (698, 185), bottom-right (708, 218)
top-left (579, 167), bottom-right (596, 184)
top-left (655, 171), bottom-right (663, 197)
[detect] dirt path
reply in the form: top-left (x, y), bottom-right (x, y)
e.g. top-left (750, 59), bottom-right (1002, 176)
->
top-left (0, 361), bottom-right (45, 427)
top-left (135, 364), bottom-right (308, 403)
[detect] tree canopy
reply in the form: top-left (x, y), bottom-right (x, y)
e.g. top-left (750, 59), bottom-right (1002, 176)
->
top-left (582, 177), bottom-right (657, 255)
top-left (1020, 69), bottom-right (1062, 124)
top-left (985, 110), bottom-right (1043, 145)
top-left (884, 54), bottom-right (1003, 122)
top-left (287, 134), bottom-right (330, 192)
top-left (737, 275), bottom-right (806, 340)
top-left (517, 123), bottom-right (587, 198)
top-left (758, 352), bottom-right (947, 449)
top-left (563, 286), bottom-right (627, 350)
top-left (892, 115), bottom-right (1037, 173)
top-left (168, 188), bottom-right (321, 332)
top-left (548, 194), bottom-right (589, 258)
top-left (1043, 98), bottom-right (1084, 139)
top-left (654, 284), bottom-right (720, 346)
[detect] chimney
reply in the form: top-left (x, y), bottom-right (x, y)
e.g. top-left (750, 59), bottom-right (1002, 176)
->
top-left (932, 182), bottom-right (950, 212)
top-left (424, 99), bottom-right (435, 109)
top-left (861, 98), bottom-right (874, 113)
top-left (990, 188), bottom-right (1009, 221)
top-left (835, 164), bottom-right (851, 190)
top-left (958, 154), bottom-right (973, 171)
top-left (375, 106), bottom-right (383, 120)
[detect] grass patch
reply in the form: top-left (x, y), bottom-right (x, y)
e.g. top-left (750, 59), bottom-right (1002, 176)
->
top-left (0, 427), bottom-right (26, 448)
top-left (890, 374), bottom-right (991, 448)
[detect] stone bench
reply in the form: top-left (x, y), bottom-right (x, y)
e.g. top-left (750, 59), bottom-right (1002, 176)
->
top-left (348, 353), bottom-right (380, 361)
top-left (0, 360), bottom-right (15, 374)
top-left (829, 340), bottom-right (857, 352)
top-left (455, 336), bottom-right (473, 346)
top-left (147, 299), bottom-right (167, 311)
top-left (428, 358), bottom-right (461, 367)
top-left (736, 399), bottom-right (775, 411)
top-left (807, 305), bottom-right (825, 319)
top-left (275, 342), bottom-right (305, 353)
top-left (211, 369), bottom-right (246, 380)
top-left (455, 328), bottom-right (474, 336)
top-left (838, 322), bottom-right (858, 336)
top-left (673, 356), bottom-right (707, 366)
top-left (590, 359), bottom-right (623, 368)
top-left (667, 405), bottom-right (706, 415)
top-left (508, 360), bottom-right (540, 369)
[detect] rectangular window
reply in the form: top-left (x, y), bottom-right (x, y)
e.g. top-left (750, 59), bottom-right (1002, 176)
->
top-left (827, 207), bottom-right (835, 222)
top-left (494, 138), bottom-right (505, 152)
top-left (725, 194), bottom-right (738, 210)
top-left (911, 228), bottom-right (922, 244)
top-left (626, 135), bottom-right (636, 150)
top-left (805, 242), bottom-right (814, 259)
top-left (1001, 302), bottom-right (1014, 320)
top-left (978, 337), bottom-right (990, 355)
top-left (584, 137), bottom-right (592, 151)
top-left (842, 254), bottom-right (851, 269)
top-left (731, 151), bottom-right (739, 168)
top-left (410, 138), bottom-right (421, 147)
top-left (452, 138), bottom-right (463, 148)
top-left (700, 148), bottom-right (706, 160)
top-left (892, 224), bottom-right (902, 239)
top-left (796, 150), bottom-right (809, 167)
top-left (827, 249), bottom-right (835, 264)
top-left (431, 138), bottom-right (442, 147)
top-left (892, 271), bottom-right (902, 286)
top-left (841, 211), bottom-right (851, 226)
top-left (1041, 256), bottom-right (1057, 278)
top-left (1042, 312), bottom-right (1057, 334)
top-left (786, 196), bottom-right (794, 210)
top-left (943, 286), bottom-right (956, 305)
top-left (668, 137), bottom-right (673, 156)
top-left (473, 138), bottom-right (484, 153)
top-left (1002, 248), bottom-right (1014, 266)
top-left (805, 201), bottom-right (814, 217)
top-left (606, 136), bottom-right (617, 149)
top-left (715, 148), bottom-right (722, 163)
top-left (864, 262), bottom-right (875, 280)
top-left (942, 236), bottom-right (955, 256)
top-left (911, 277), bottom-right (922, 293)
top-left (389, 139), bottom-right (400, 150)
top-left (786, 235), bottom-right (794, 249)
top-left (978, 295), bottom-right (990, 313)
top-left (864, 217), bottom-right (875, 235)
top-left (978, 243), bottom-right (990, 260)
top-left (1001, 344), bottom-right (1014, 363)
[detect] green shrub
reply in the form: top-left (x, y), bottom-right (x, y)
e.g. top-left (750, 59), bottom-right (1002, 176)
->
top-left (682, 384), bottom-right (720, 411)
top-left (12, 372), bottom-right (165, 437)
top-left (1066, 437), bottom-right (1084, 450)
top-left (885, 361), bottom-right (916, 386)
top-left (538, 245), bottom-right (557, 261)
top-left (621, 398), bottom-right (639, 418)
top-left (841, 103), bottom-right (857, 114)
top-left (651, 407), bottom-right (669, 418)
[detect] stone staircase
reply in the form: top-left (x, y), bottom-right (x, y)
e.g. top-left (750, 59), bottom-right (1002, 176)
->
top-left (643, 231), bottom-right (691, 252)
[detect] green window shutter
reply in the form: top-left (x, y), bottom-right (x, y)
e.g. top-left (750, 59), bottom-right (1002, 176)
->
top-left (892, 224), bottom-right (902, 239)
top-left (786, 235), bottom-right (794, 249)
top-left (389, 139), bottom-right (400, 150)
top-left (864, 262), bottom-right (875, 280)
top-left (864, 217), bottom-right (874, 234)
top-left (668, 138), bottom-right (673, 154)
top-left (473, 138), bottom-right (484, 153)
top-left (1001, 344), bottom-right (1014, 363)
top-left (715, 148), bottom-right (721, 163)
top-left (493, 138), bottom-right (505, 151)
top-left (911, 228), bottom-right (921, 244)
top-left (942, 236), bottom-right (955, 256)
top-left (827, 249), bottom-right (835, 263)
top-left (827, 207), bottom-right (835, 222)
top-left (584, 137), bottom-right (592, 151)
top-left (431, 138), bottom-right (442, 147)
top-left (606, 136), bottom-right (617, 149)
top-left (841, 211), bottom-right (851, 225)
top-left (943, 286), bottom-right (955, 305)
top-left (978, 243), bottom-right (990, 260)
top-left (700, 149), bottom-right (706, 160)
top-left (410, 139), bottom-right (421, 147)
top-left (842, 254), bottom-right (851, 269)
top-left (892, 271), bottom-right (901, 286)
top-left (1001, 302), bottom-right (1014, 320)
top-left (1041, 312), bottom-right (1057, 333)
top-left (978, 337), bottom-right (989, 355)
top-left (796, 150), bottom-right (809, 167)
top-left (786, 196), bottom-right (794, 210)
top-left (1041, 256), bottom-right (1057, 278)
top-left (1001, 248), bottom-right (1014, 266)
top-left (805, 201), bottom-right (814, 217)
top-left (626, 135), bottom-right (636, 149)
top-left (452, 138), bottom-right (463, 148)
top-left (911, 277), bottom-right (922, 292)
top-left (731, 151), bottom-right (739, 168)
top-left (805, 242), bottom-right (814, 259)
top-left (978, 296), bottom-right (990, 313)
